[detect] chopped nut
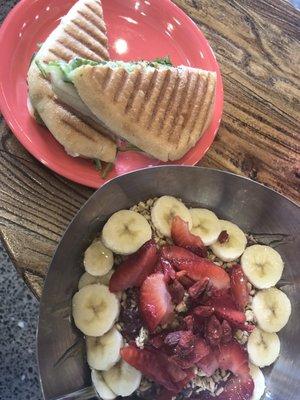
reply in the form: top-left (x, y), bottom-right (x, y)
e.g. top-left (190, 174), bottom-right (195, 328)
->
top-left (175, 301), bottom-right (188, 313)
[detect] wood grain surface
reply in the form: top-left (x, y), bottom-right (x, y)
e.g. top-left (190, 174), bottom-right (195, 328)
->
top-left (0, 0), bottom-right (299, 298)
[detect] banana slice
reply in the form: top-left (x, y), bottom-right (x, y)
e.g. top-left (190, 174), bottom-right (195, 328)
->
top-left (102, 210), bottom-right (152, 255)
top-left (84, 239), bottom-right (114, 276)
top-left (151, 196), bottom-right (192, 237)
top-left (92, 370), bottom-right (116, 400)
top-left (72, 284), bottom-right (120, 336)
top-left (241, 245), bottom-right (283, 289)
top-left (247, 328), bottom-right (280, 367)
top-left (78, 270), bottom-right (114, 290)
top-left (103, 359), bottom-right (142, 397)
top-left (210, 220), bottom-right (247, 262)
top-left (86, 327), bottom-right (123, 371)
top-left (249, 364), bottom-right (266, 400)
top-left (252, 287), bottom-right (291, 333)
top-left (189, 208), bottom-right (221, 246)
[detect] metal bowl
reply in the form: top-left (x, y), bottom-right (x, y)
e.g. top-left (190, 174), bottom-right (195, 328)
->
top-left (37, 166), bottom-right (300, 400)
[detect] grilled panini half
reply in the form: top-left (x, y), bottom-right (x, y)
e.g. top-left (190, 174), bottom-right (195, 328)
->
top-left (27, 0), bottom-right (116, 163)
top-left (54, 60), bottom-right (216, 161)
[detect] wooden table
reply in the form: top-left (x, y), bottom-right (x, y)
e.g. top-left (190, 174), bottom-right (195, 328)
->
top-left (0, 0), bottom-right (299, 299)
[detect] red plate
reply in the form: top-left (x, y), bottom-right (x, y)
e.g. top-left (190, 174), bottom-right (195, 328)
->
top-left (0, 0), bottom-right (223, 188)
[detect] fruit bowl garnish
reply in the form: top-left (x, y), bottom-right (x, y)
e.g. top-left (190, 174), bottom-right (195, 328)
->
top-left (72, 196), bottom-right (291, 400)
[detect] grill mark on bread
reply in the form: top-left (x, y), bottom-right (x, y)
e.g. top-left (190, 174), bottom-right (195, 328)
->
top-left (125, 70), bottom-right (142, 114)
top-left (189, 75), bottom-right (209, 134)
top-left (47, 49), bottom-right (69, 62)
top-left (197, 74), bottom-right (215, 134)
top-left (113, 69), bottom-right (127, 103)
top-left (63, 27), bottom-right (108, 59)
top-left (147, 69), bottom-right (171, 129)
top-left (182, 73), bottom-right (201, 130)
top-left (168, 71), bottom-right (191, 141)
top-left (70, 20), bottom-right (108, 57)
top-left (52, 98), bottom-right (98, 142)
top-left (55, 39), bottom-right (94, 60)
top-left (60, 31), bottom-right (104, 60)
top-left (101, 67), bottom-right (113, 90)
top-left (77, 10), bottom-right (106, 36)
top-left (160, 70), bottom-right (180, 129)
top-left (137, 69), bottom-right (158, 122)
top-left (85, 2), bottom-right (103, 19)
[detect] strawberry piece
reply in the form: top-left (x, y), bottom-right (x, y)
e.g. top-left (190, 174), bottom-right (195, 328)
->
top-left (175, 259), bottom-right (230, 290)
top-left (221, 320), bottom-right (233, 343)
top-left (109, 240), bottom-right (158, 292)
top-left (121, 345), bottom-right (183, 392)
top-left (140, 273), bottom-right (174, 332)
top-left (197, 348), bottom-right (219, 377)
top-left (216, 340), bottom-right (250, 380)
top-left (172, 337), bottom-right (210, 369)
top-left (175, 331), bottom-right (196, 357)
top-left (206, 340), bottom-right (254, 400)
top-left (204, 293), bottom-right (246, 327)
top-left (161, 245), bottom-right (200, 263)
top-left (215, 375), bottom-right (254, 400)
top-left (230, 264), bottom-right (250, 310)
top-left (205, 315), bottom-right (222, 347)
top-left (171, 216), bottom-right (207, 257)
top-left (168, 279), bottom-right (185, 304)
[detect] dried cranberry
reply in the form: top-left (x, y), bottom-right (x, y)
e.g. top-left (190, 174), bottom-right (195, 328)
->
top-left (164, 331), bottom-right (183, 346)
top-left (176, 273), bottom-right (195, 289)
top-left (183, 315), bottom-right (194, 331)
top-left (188, 278), bottom-right (209, 299)
top-left (218, 230), bottom-right (229, 244)
top-left (185, 245), bottom-right (208, 258)
top-left (205, 315), bottom-right (222, 347)
top-left (168, 279), bottom-right (185, 304)
top-left (156, 258), bottom-right (176, 282)
top-left (193, 305), bottom-right (214, 318)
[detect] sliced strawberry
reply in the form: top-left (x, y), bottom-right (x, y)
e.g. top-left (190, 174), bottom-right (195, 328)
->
top-left (174, 259), bottom-right (230, 290)
top-left (215, 375), bottom-right (254, 400)
top-left (216, 340), bottom-right (250, 380)
top-left (168, 279), bottom-right (185, 304)
top-left (221, 320), bottom-right (233, 343)
top-left (121, 345), bottom-right (181, 392)
top-left (205, 315), bottom-right (222, 347)
top-left (204, 293), bottom-right (246, 327)
top-left (109, 240), bottom-right (158, 292)
top-left (172, 337), bottom-right (210, 369)
top-left (230, 264), bottom-right (250, 310)
top-left (161, 245), bottom-right (200, 263)
top-left (197, 348), bottom-right (219, 377)
top-left (171, 216), bottom-right (207, 257)
top-left (140, 273), bottom-right (174, 332)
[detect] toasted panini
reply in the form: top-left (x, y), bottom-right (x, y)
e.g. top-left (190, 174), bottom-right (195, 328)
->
top-left (27, 0), bottom-right (116, 163)
top-left (69, 62), bottom-right (216, 161)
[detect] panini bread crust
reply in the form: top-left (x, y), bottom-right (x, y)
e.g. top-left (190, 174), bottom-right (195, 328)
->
top-left (71, 64), bottom-right (216, 161)
top-left (27, 0), bottom-right (116, 162)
